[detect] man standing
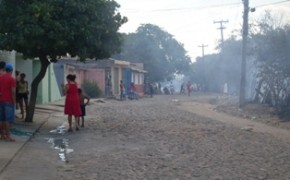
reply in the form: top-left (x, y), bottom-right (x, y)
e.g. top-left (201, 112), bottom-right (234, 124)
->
top-left (0, 63), bottom-right (16, 141)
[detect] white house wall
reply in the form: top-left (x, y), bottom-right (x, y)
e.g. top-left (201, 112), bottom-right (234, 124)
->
top-left (0, 50), bottom-right (16, 71)
top-left (131, 72), bottom-right (144, 85)
top-left (16, 56), bottom-right (33, 89)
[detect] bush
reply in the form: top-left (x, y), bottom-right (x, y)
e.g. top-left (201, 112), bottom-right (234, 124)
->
top-left (82, 80), bottom-right (102, 98)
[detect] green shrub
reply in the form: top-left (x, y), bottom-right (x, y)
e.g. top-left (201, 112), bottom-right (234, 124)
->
top-left (82, 80), bottom-right (102, 98)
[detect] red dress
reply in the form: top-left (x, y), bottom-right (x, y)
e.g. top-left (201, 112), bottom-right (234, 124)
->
top-left (64, 83), bottom-right (81, 116)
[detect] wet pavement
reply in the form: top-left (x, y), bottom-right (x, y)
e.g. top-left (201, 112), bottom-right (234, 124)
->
top-left (47, 123), bottom-right (74, 162)
top-left (0, 101), bottom-right (63, 174)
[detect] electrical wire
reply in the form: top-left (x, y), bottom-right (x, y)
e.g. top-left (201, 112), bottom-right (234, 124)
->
top-left (120, 0), bottom-right (290, 14)
top-left (120, 2), bottom-right (242, 14)
top-left (150, 2), bottom-right (242, 12)
top-left (255, 0), bottom-right (290, 8)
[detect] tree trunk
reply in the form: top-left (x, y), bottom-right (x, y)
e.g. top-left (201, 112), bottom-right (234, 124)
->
top-left (25, 55), bottom-right (50, 122)
top-left (254, 79), bottom-right (264, 102)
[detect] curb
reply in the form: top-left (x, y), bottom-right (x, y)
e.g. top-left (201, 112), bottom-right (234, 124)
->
top-left (0, 114), bottom-right (51, 175)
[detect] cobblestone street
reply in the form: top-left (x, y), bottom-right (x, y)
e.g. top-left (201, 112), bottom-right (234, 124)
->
top-left (1, 95), bottom-right (290, 180)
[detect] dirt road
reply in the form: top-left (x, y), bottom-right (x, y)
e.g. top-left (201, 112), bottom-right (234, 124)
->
top-left (1, 95), bottom-right (290, 179)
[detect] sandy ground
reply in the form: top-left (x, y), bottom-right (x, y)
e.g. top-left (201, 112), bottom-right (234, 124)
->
top-left (2, 94), bottom-right (290, 180)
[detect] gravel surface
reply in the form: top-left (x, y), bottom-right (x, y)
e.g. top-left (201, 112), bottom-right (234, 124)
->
top-left (59, 95), bottom-right (290, 180)
top-left (2, 94), bottom-right (290, 180)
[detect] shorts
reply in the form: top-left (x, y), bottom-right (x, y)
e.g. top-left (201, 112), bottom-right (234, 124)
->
top-left (0, 103), bottom-right (15, 122)
top-left (80, 105), bottom-right (86, 116)
top-left (17, 93), bottom-right (28, 101)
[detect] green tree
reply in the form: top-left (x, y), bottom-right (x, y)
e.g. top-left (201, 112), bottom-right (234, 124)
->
top-left (82, 80), bottom-right (102, 98)
top-left (251, 14), bottom-right (290, 114)
top-left (188, 36), bottom-right (242, 93)
top-left (114, 24), bottom-right (191, 82)
top-left (0, 0), bottom-right (127, 122)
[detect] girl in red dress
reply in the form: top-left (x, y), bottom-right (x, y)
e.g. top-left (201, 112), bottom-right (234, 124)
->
top-left (64, 74), bottom-right (81, 132)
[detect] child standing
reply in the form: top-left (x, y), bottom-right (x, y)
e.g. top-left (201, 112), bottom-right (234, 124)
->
top-left (78, 88), bottom-right (90, 127)
top-left (17, 73), bottom-right (29, 119)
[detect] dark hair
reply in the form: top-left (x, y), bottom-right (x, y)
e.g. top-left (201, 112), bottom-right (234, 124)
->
top-left (78, 88), bottom-right (82, 93)
top-left (0, 61), bottom-right (6, 69)
top-left (66, 74), bottom-right (76, 82)
top-left (20, 73), bottom-right (26, 78)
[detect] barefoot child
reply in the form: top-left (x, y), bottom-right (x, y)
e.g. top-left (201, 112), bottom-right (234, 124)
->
top-left (78, 88), bottom-right (90, 127)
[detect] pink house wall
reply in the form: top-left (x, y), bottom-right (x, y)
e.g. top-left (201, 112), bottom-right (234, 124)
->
top-left (81, 69), bottom-right (105, 94)
top-left (64, 65), bottom-right (105, 95)
top-left (135, 84), bottom-right (144, 96)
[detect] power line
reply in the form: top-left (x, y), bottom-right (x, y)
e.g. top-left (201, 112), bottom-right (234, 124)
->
top-left (151, 2), bottom-right (241, 12)
top-left (121, 2), bottom-right (242, 13)
top-left (255, 0), bottom-right (290, 8)
top-left (120, 0), bottom-right (290, 14)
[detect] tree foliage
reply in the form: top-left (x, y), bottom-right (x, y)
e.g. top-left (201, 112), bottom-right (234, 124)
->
top-left (114, 24), bottom-right (191, 82)
top-left (82, 80), bottom-right (102, 98)
top-left (188, 11), bottom-right (290, 117)
top-left (251, 13), bottom-right (290, 116)
top-left (0, 0), bottom-right (127, 121)
top-left (0, 0), bottom-right (127, 61)
top-left (188, 37), bottom-right (242, 93)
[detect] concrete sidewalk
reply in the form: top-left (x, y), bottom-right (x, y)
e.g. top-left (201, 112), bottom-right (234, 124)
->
top-left (0, 102), bottom-right (63, 174)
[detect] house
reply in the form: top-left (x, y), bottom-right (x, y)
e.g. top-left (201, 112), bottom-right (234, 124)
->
top-left (124, 63), bottom-right (147, 96)
top-left (0, 50), bottom-right (147, 103)
top-left (0, 51), bottom-right (62, 104)
top-left (55, 58), bottom-right (147, 98)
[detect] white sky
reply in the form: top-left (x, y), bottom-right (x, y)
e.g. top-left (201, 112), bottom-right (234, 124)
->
top-left (115, 0), bottom-right (290, 61)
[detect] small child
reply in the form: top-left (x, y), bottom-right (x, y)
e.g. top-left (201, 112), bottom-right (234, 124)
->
top-left (78, 88), bottom-right (90, 127)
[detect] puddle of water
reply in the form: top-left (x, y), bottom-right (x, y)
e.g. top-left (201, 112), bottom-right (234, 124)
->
top-left (47, 138), bottom-right (74, 162)
top-left (49, 124), bottom-right (67, 134)
top-left (47, 123), bottom-right (74, 162)
top-left (10, 128), bottom-right (33, 137)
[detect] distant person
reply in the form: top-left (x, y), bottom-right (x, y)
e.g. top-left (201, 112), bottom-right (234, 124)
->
top-left (170, 82), bottom-right (174, 95)
top-left (163, 86), bottom-right (170, 95)
top-left (119, 80), bottom-right (125, 100)
top-left (180, 83), bottom-right (185, 95)
top-left (149, 83), bottom-right (154, 98)
top-left (15, 70), bottom-right (20, 110)
top-left (129, 82), bottom-right (138, 100)
top-left (63, 74), bottom-right (81, 132)
top-left (78, 88), bottom-right (90, 127)
top-left (192, 83), bottom-right (197, 92)
top-left (223, 83), bottom-right (228, 95)
top-left (0, 63), bottom-right (16, 141)
top-left (186, 81), bottom-right (191, 96)
top-left (105, 74), bottom-right (112, 97)
top-left (17, 73), bottom-right (29, 119)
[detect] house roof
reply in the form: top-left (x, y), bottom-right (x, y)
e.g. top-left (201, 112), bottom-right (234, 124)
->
top-left (130, 66), bottom-right (147, 73)
top-left (58, 58), bottom-right (146, 73)
top-left (111, 59), bottom-right (130, 66)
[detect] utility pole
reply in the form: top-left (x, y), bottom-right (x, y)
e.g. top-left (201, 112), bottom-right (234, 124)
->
top-left (239, 0), bottom-right (249, 107)
top-left (198, 44), bottom-right (208, 57)
top-left (213, 20), bottom-right (228, 44)
top-left (198, 44), bottom-right (208, 92)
